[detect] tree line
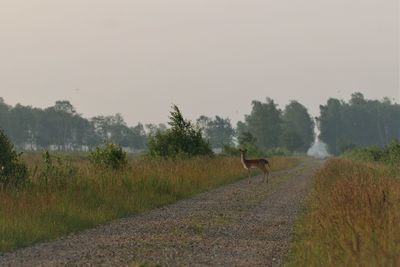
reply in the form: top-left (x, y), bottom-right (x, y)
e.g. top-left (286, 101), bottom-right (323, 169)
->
top-left (1, 92), bottom-right (400, 155)
top-left (0, 97), bottom-right (315, 154)
top-left (0, 98), bottom-right (237, 152)
top-left (318, 93), bottom-right (400, 155)
top-left (0, 98), bottom-right (148, 151)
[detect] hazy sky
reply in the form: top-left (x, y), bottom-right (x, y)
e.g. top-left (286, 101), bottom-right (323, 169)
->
top-left (1, 0), bottom-right (399, 126)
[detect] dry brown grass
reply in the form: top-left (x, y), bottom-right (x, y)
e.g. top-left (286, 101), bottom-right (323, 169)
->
top-left (0, 154), bottom-right (299, 252)
top-left (287, 158), bottom-right (400, 267)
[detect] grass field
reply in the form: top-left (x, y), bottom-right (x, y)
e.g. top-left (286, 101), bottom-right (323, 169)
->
top-left (0, 154), bottom-right (299, 253)
top-left (287, 158), bottom-right (400, 267)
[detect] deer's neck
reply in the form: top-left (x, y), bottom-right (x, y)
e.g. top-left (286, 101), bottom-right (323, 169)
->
top-left (240, 153), bottom-right (248, 167)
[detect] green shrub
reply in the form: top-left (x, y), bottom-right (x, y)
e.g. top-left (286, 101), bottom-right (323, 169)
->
top-left (344, 139), bottom-right (400, 164)
top-left (0, 129), bottom-right (28, 187)
top-left (384, 139), bottom-right (400, 164)
top-left (344, 146), bottom-right (384, 162)
top-left (89, 143), bottom-right (128, 170)
top-left (147, 105), bottom-right (213, 158)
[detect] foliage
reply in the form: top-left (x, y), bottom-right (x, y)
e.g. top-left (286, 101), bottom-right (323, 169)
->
top-left (344, 139), bottom-right (400, 165)
top-left (282, 101), bottom-right (315, 152)
top-left (318, 93), bottom-right (400, 155)
top-left (89, 143), bottom-right (128, 170)
top-left (0, 99), bottom-right (147, 151)
top-left (238, 131), bottom-right (257, 147)
top-left (237, 98), bottom-right (283, 150)
top-left (196, 115), bottom-right (235, 149)
top-left (0, 129), bottom-right (28, 187)
top-left (237, 98), bottom-right (314, 153)
top-left (147, 105), bottom-right (213, 158)
top-left (288, 159), bottom-right (400, 266)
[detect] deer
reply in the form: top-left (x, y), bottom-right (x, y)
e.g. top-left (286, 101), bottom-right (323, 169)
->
top-left (239, 149), bottom-right (270, 183)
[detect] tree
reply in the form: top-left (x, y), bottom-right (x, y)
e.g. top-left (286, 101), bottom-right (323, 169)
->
top-left (7, 104), bottom-right (36, 149)
top-left (0, 129), bottom-right (28, 186)
top-left (318, 92), bottom-right (400, 155)
top-left (238, 98), bottom-right (283, 150)
top-left (145, 123), bottom-right (167, 137)
top-left (317, 98), bottom-right (343, 155)
top-left (0, 99), bottom-right (150, 152)
top-left (197, 115), bottom-right (235, 149)
top-left (129, 123), bottom-right (147, 150)
top-left (0, 98), bottom-right (11, 135)
top-left (147, 105), bottom-right (213, 158)
top-left (281, 101), bottom-right (315, 152)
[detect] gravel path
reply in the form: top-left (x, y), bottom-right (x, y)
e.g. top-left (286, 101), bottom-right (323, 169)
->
top-left (0, 158), bottom-right (323, 267)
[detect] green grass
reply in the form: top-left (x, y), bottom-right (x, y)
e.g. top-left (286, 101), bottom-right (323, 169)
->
top-left (0, 155), bottom-right (299, 253)
top-left (287, 159), bottom-right (400, 267)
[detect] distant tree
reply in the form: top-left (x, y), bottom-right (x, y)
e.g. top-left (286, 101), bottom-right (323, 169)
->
top-left (91, 116), bottom-right (111, 142)
top-left (129, 123), bottom-right (147, 150)
top-left (0, 97), bottom-right (11, 134)
top-left (238, 131), bottom-right (257, 146)
top-left (0, 99), bottom-right (150, 152)
top-left (6, 104), bottom-right (36, 149)
top-left (145, 123), bottom-right (167, 137)
top-left (147, 105), bottom-right (213, 158)
top-left (238, 98), bottom-right (283, 150)
top-left (281, 101), bottom-right (315, 152)
top-left (197, 115), bottom-right (235, 149)
top-left (54, 100), bottom-right (76, 114)
top-left (318, 92), bottom-right (400, 155)
top-left (317, 98), bottom-right (343, 155)
top-left (196, 115), bottom-right (211, 131)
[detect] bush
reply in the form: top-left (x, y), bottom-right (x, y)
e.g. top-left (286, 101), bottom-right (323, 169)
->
top-left (384, 139), bottom-right (400, 164)
top-left (344, 139), bottom-right (400, 164)
top-left (89, 143), bottom-right (128, 170)
top-left (0, 129), bottom-right (28, 187)
top-left (147, 105), bottom-right (213, 158)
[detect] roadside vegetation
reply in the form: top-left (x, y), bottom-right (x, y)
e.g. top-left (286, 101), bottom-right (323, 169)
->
top-left (0, 151), bottom-right (298, 252)
top-left (343, 139), bottom-right (400, 165)
top-left (287, 156), bottom-right (400, 266)
top-left (0, 106), bottom-right (300, 252)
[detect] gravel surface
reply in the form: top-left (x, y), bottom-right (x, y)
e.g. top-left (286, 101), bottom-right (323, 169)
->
top-left (0, 158), bottom-right (323, 267)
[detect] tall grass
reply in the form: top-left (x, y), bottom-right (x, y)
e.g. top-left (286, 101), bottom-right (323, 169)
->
top-left (287, 159), bottom-right (400, 266)
top-left (0, 154), bottom-right (298, 252)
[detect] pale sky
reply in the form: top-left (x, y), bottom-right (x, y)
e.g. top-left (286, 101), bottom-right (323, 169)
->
top-left (1, 0), bottom-right (399, 126)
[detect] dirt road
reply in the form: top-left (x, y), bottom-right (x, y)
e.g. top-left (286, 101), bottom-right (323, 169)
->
top-left (0, 158), bottom-right (323, 267)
